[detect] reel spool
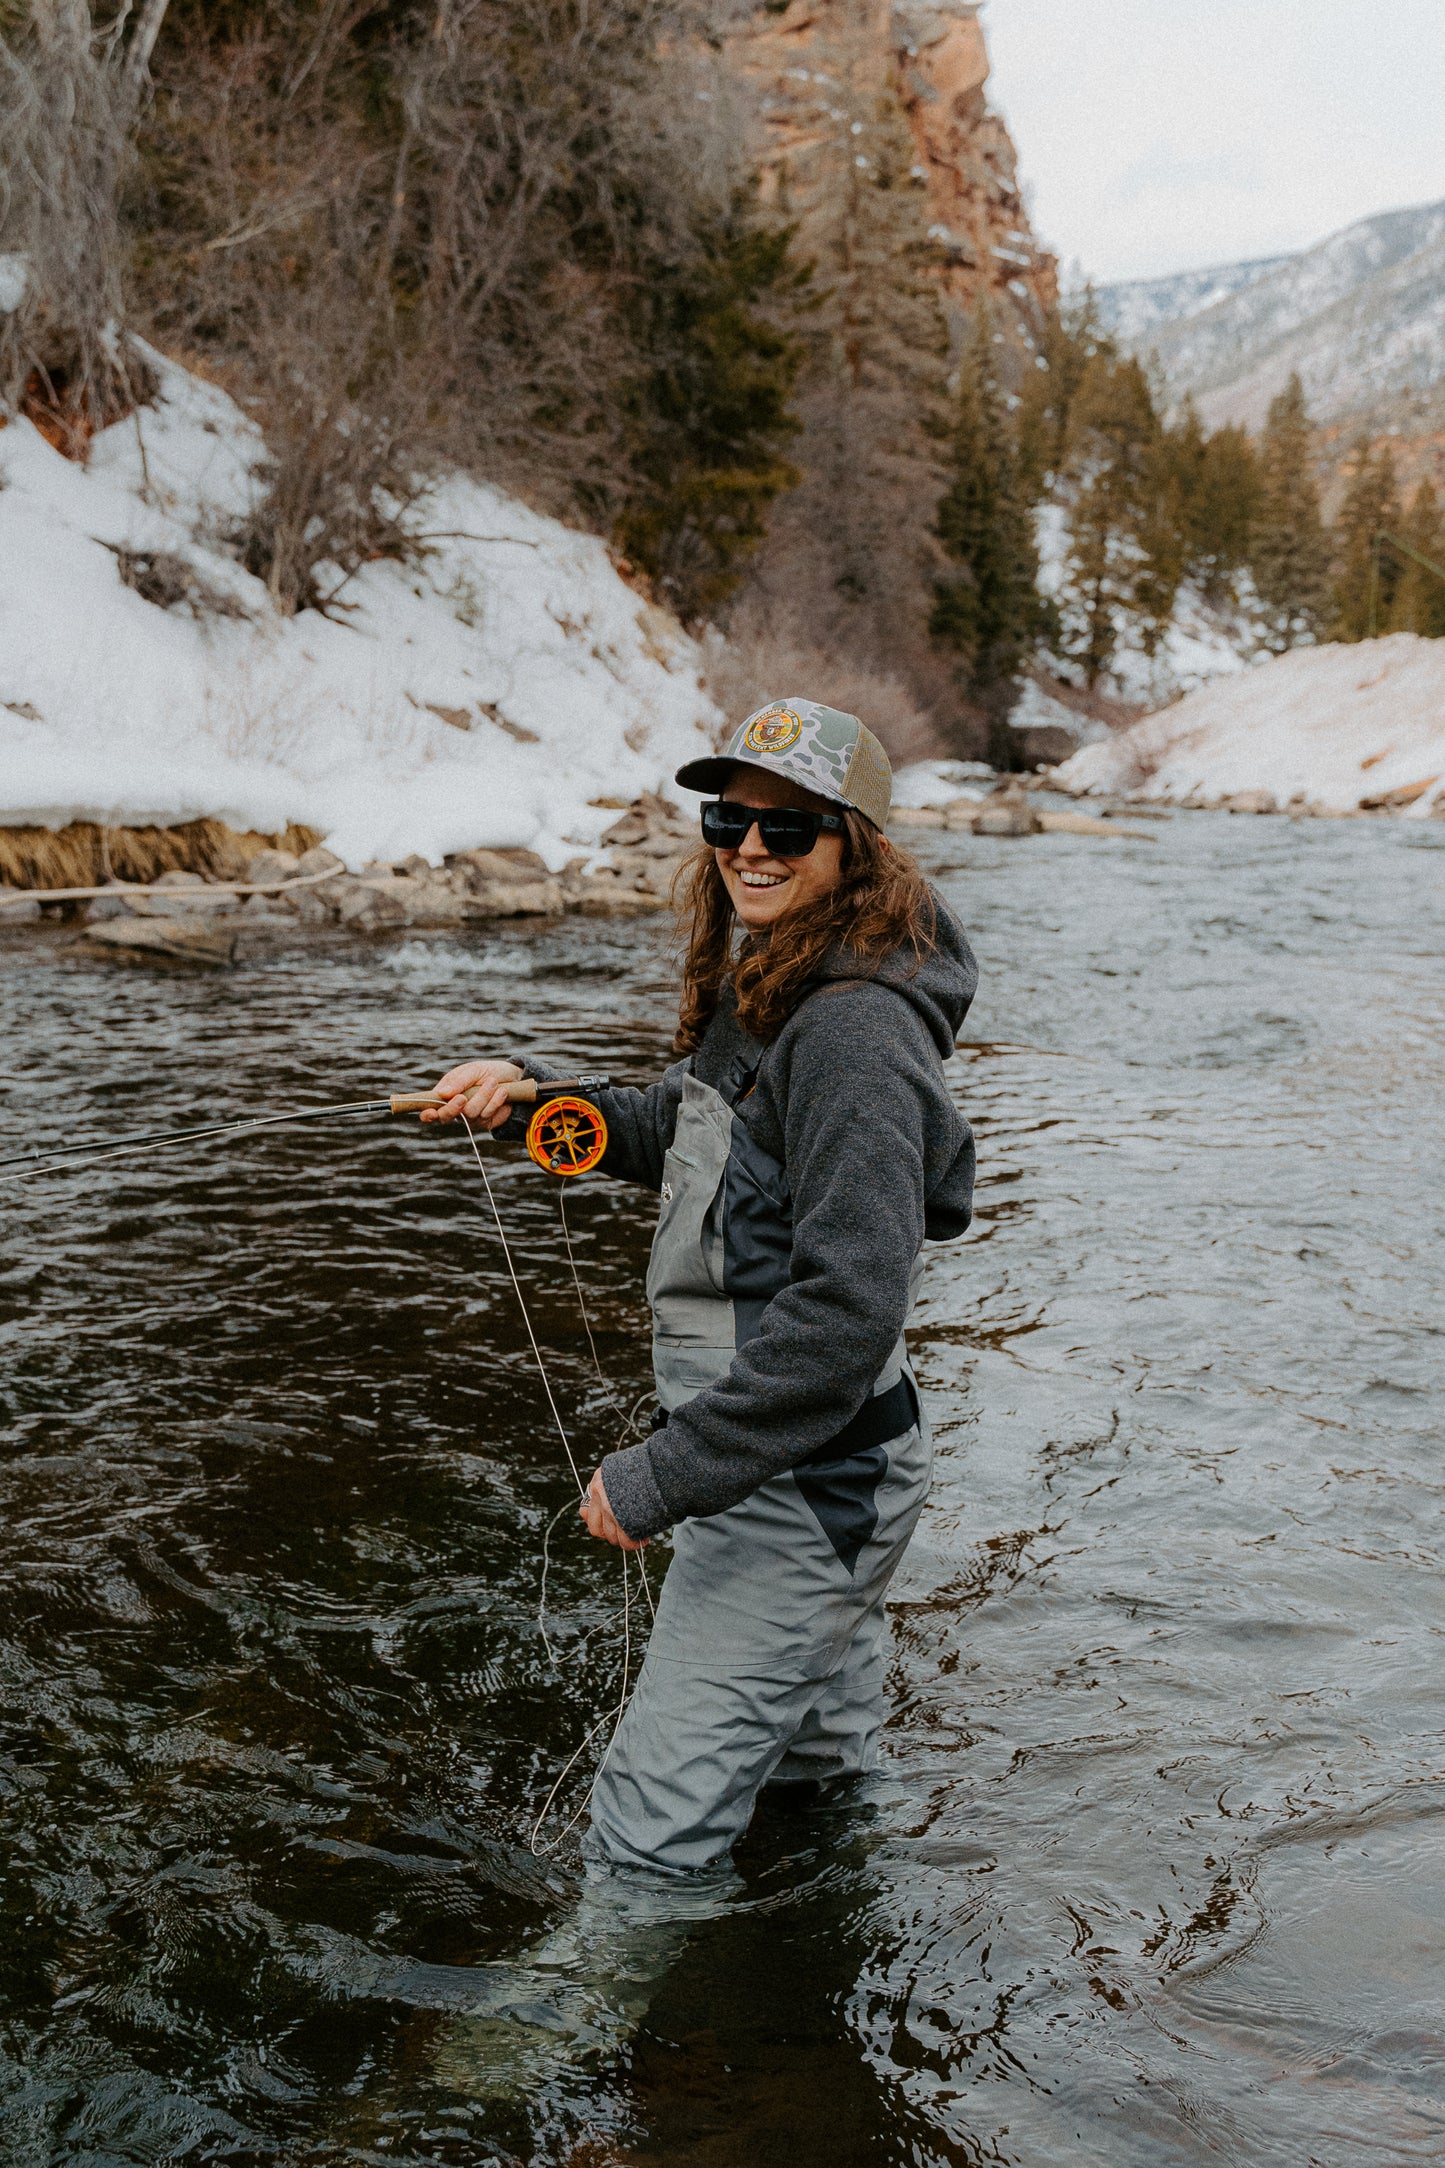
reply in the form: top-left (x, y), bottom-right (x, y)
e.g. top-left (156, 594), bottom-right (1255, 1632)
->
top-left (524, 1095), bottom-right (608, 1177)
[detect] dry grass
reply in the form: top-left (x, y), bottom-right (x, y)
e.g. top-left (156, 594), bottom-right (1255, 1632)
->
top-left (698, 619), bottom-right (943, 767)
top-left (0, 818), bottom-right (320, 892)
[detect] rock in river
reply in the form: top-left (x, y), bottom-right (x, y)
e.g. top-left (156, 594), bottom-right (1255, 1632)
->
top-left (80, 917), bottom-right (239, 966)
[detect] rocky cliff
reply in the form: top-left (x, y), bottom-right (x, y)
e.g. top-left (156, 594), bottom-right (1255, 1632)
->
top-left (728, 0), bottom-right (1056, 358)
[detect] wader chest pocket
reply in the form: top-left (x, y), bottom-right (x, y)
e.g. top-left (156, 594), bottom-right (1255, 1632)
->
top-left (646, 1130), bottom-right (730, 1320)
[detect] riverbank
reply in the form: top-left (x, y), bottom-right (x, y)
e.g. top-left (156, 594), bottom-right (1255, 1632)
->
top-left (1054, 634), bottom-right (1445, 815)
top-left (0, 348), bottom-right (717, 873)
top-left (9, 772), bottom-right (1426, 972)
top-left (0, 796), bottom-right (695, 964)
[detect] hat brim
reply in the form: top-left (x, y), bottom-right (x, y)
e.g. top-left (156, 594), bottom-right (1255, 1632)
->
top-left (673, 753), bottom-right (851, 810)
top-left (672, 755), bottom-right (741, 797)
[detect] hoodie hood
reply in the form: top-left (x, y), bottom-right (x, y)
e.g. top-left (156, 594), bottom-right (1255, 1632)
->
top-left (815, 887), bottom-right (978, 1061)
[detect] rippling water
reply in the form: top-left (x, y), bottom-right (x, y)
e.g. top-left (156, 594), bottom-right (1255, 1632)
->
top-left (1, 811), bottom-right (1442, 2165)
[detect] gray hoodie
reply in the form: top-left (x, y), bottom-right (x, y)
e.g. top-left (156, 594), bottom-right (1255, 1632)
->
top-left (514, 892), bottom-right (977, 1539)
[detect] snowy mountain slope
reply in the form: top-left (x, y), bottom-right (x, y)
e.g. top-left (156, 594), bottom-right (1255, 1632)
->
top-left (0, 350), bottom-right (719, 868)
top-left (1054, 636), bottom-right (1445, 814)
top-left (1091, 255), bottom-right (1291, 349)
top-left (1096, 198), bottom-right (1445, 430)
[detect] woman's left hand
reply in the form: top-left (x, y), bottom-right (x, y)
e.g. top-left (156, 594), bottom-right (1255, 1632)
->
top-left (580, 1468), bottom-right (646, 1551)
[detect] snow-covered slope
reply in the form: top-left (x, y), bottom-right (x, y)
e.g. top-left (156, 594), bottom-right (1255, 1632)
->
top-left (0, 350), bottom-right (719, 868)
top-left (1096, 198), bottom-right (1445, 431)
top-left (1054, 636), bottom-right (1445, 814)
top-left (1092, 255), bottom-right (1291, 350)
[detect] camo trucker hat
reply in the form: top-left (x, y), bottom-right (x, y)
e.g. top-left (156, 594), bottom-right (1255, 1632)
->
top-left (675, 697), bottom-right (893, 831)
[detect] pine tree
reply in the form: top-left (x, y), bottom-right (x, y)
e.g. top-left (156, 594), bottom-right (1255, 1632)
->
top-left (1015, 295), bottom-right (1114, 501)
top-left (930, 311), bottom-right (1044, 691)
top-left (813, 70), bottom-right (948, 617)
top-left (1332, 439), bottom-right (1404, 641)
top-left (1162, 395), bottom-right (1207, 525)
top-left (617, 211), bottom-right (805, 623)
top-left (1184, 421), bottom-right (1260, 597)
top-left (1055, 351), bottom-right (1173, 685)
top-left (1250, 375), bottom-right (1331, 651)
top-left (1390, 480), bottom-right (1445, 638)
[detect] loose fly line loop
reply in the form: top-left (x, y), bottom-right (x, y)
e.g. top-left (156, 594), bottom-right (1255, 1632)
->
top-left (456, 1114), bottom-right (652, 1855)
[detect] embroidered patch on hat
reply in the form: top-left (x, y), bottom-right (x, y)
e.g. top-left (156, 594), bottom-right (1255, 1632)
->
top-left (741, 704), bottom-right (803, 753)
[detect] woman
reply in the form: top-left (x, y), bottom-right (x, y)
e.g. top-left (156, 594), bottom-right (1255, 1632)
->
top-left (424, 697), bottom-right (977, 1878)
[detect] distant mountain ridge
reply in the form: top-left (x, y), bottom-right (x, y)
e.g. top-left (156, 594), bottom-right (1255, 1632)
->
top-left (1093, 198), bottom-right (1445, 434)
top-left (1092, 255), bottom-right (1292, 349)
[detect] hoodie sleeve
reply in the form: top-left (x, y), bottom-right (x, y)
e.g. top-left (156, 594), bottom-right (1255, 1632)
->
top-left (598, 982), bottom-right (959, 1538)
top-left (511, 1053), bottom-right (687, 1193)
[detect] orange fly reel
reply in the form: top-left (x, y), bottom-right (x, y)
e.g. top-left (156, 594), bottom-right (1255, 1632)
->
top-left (524, 1095), bottom-right (608, 1177)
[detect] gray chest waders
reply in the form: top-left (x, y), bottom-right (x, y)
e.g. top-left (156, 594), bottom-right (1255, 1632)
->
top-left (586, 1065), bottom-right (932, 1876)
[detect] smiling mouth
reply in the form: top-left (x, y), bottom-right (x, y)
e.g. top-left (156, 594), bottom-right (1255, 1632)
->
top-left (738, 869), bottom-right (788, 889)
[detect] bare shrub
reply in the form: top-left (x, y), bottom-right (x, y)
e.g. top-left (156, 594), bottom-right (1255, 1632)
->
top-left (111, 543), bottom-right (251, 617)
top-left (698, 605), bottom-right (942, 768)
top-left (392, 1), bottom-right (764, 498)
top-left (0, 0), bottom-right (156, 446)
top-left (226, 292), bottom-right (431, 615)
top-left (129, 0), bottom-right (786, 609)
top-left (129, 10), bottom-right (432, 609)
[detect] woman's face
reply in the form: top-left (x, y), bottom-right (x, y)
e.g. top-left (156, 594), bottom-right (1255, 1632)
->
top-left (712, 764), bottom-right (848, 932)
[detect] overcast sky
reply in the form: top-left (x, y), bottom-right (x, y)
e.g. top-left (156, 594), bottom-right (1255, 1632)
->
top-left (983, 0), bottom-right (1445, 287)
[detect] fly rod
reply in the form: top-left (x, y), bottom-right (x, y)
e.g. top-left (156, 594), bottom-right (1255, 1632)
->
top-left (0, 1076), bottom-right (611, 1182)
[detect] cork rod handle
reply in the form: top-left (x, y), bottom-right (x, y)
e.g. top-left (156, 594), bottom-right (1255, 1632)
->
top-left (389, 1079), bottom-right (541, 1115)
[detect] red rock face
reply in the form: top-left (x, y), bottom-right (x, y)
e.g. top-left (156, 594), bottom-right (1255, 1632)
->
top-left (727, 0), bottom-right (1056, 361)
top-left (897, 2), bottom-right (1058, 337)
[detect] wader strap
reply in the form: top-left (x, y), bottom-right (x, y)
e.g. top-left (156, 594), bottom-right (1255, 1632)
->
top-left (650, 1372), bottom-right (918, 1459)
top-left (798, 1372), bottom-right (919, 1466)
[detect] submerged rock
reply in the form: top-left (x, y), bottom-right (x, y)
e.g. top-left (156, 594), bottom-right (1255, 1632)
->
top-left (80, 917), bottom-right (238, 965)
top-left (973, 797), bottom-right (1042, 837)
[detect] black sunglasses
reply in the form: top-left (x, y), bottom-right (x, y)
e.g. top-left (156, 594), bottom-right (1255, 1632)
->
top-left (701, 800), bottom-right (845, 857)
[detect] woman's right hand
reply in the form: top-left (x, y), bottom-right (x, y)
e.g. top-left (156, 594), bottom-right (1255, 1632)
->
top-left (419, 1059), bottom-right (525, 1128)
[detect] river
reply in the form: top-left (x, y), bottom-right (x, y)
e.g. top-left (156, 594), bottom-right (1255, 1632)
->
top-left (1, 809), bottom-right (1442, 2165)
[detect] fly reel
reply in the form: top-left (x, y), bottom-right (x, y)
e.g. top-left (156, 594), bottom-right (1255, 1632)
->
top-left (524, 1094), bottom-right (608, 1177)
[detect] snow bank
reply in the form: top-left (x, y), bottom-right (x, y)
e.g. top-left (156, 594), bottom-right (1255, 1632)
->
top-left (891, 759), bottom-right (994, 809)
top-left (0, 349), bottom-right (720, 869)
top-left (1055, 636), bottom-right (1445, 813)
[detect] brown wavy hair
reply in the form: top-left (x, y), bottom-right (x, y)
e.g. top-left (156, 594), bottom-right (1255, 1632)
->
top-left (674, 809), bottom-right (938, 1053)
